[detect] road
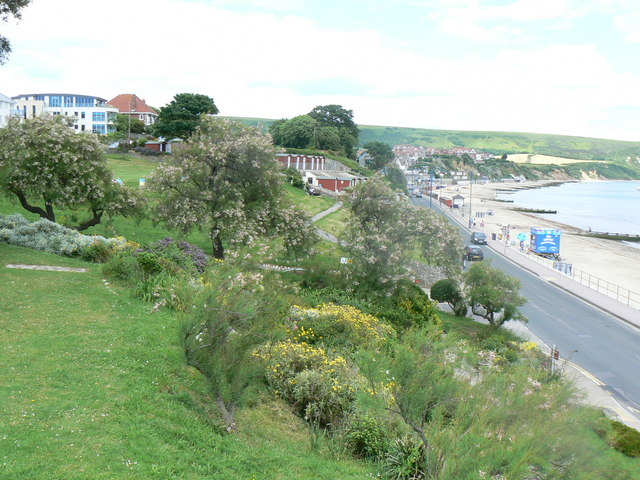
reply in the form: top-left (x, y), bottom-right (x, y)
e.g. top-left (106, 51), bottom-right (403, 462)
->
top-left (413, 196), bottom-right (640, 415)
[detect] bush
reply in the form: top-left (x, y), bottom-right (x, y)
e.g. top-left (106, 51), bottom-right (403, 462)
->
top-left (0, 214), bottom-right (121, 257)
top-left (283, 167), bottom-right (305, 189)
top-left (80, 239), bottom-right (115, 263)
top-left (345, 415), bottom-right (388, 459)
top-left (610, 420), bottom-right (640, 457)
top-left (287, 303), bottom-right (395, 350)
top-left (430, 278), bottom-right (467, 316)
top-left (254, 340), bottom-right (358, 427)
top-left (132, 146), bottom-right (161, 156)
top-left (384, 436), bottom-right (426, 480)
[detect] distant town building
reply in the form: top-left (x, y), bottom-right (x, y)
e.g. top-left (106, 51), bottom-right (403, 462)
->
top-left (0, 93), bottom-right (17, 127)
top-left (393, 144), bottom-right (494, 165)
top-left (108, 94), bottom-right (158, 126)
top-left (12, 93), bottom-right (118, 134)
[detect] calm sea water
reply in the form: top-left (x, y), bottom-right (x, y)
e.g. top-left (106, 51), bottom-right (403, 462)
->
top-left (497, 181), bottom-right (640, 236)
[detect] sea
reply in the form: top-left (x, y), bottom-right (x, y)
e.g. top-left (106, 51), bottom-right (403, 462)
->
top-left (497, 181), bottom-right (640, 238)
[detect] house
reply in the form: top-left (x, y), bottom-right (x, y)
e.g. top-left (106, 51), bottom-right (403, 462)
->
top-left (144, 138), bottom-right (183, 153)
top-left (108, 94), bottom-right (158, 126)
top-left (303, 170), bottom-right (365, 193)
top-left (12, 93), bottom-right (118, 134)
top-left (453, 194), bottom-right (465, 208)
top-left (0, 93), bottom-right (17, 127)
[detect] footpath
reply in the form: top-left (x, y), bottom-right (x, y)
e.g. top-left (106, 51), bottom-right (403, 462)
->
top-left (441, 202), bottom-right (640, 430)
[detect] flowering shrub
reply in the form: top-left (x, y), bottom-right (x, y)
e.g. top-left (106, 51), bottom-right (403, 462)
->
top-left (286, 303), bottom-right (395, 350)
top-left (0, 214), bottom-right (122, 257)
top-left (139, 237), bottom-right (210, 273)
top-left (254, 339), bottom-right (359, 426)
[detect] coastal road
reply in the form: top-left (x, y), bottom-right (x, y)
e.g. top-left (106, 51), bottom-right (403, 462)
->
top-left (413, 196), bottom-right (640, 414)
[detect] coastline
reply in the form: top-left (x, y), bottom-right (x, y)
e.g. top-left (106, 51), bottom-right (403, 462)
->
top-left (442, 180), bottom-right (640, 296)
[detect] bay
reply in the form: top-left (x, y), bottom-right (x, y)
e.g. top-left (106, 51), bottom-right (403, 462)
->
top-left (498, 181), bottom-right (640, 236)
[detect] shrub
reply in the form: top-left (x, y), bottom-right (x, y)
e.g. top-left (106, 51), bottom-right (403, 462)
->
top-left (0, 214), bottom-right (122, 257)
top-left (384, 436), bottom-right (426, 480)
top-left (287, 303), bottom-right (395, 350)
top-left (345, 415), bottom-right (388, 459)
top-left (148, 237), bottom-right (210, 273)
top-left (610, 420), bottom-right (640, 457)
top-left (80, 239), bottom-right (115, 263)
top-left (254, 340), bottom-right (358, 427)
top-left (431, 278), bottom-right (468, 317)
top-left (283, 167), bottom-right (305, 189)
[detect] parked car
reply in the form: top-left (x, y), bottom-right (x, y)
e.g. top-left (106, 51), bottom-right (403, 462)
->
top-left (307, 187), bottom-right (321, 196)
top-left (471, 231), bottom-right (487, 244)
top-left (464, 245), bottom-right (484, 261)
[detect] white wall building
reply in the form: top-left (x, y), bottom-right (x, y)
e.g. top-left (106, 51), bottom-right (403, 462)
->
top-left (12, 93), bottom-right (118, 134)
top-left (0, 93), bottom-right (17, 127)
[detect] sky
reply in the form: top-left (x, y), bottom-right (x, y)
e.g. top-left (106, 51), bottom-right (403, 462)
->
top-left (1, 0), bottom-right (639, 141)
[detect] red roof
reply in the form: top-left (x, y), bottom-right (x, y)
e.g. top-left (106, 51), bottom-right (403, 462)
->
top-left (108, 94), bottom-right (157, 114)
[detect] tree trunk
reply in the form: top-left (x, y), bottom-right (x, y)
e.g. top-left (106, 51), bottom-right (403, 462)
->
top-left (76, 209), bottom-right (104, 231)
top-left (13, 190), bottom-right (52, 221)
top-left (212, 231), bottom-right (224, 259)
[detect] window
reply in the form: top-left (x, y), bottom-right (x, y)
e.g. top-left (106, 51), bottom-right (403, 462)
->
top-left (35, 95), bottom-right (44, 101)
top-left (75, 96), bottom-right (94, 107)
top-left (81, 112), bottom-right (85, 119)
top-left (64, 96), bottom-right (74, 107)
top-left (92, 112), bottom-right (106, 122)
top-left (92, 124), bottom-right (106, 134)
top-left (32, 105), bottom-right (36, 117)
top-left (74, 112), bottom-right (78, 116)
top-left (107, 124), bottom-right (116, 134)
top-left (81, 125), bottom-right (85, 131)
top-left (49, 95), bottom-right (62, 107)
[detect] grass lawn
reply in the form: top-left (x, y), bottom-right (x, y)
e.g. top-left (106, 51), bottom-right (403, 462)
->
top-left (283, 184), bottom-right (337, 217)
top-left (0, 243), bottom-right (374, 479)
top-left (313, 208), bottom-right (348, 238)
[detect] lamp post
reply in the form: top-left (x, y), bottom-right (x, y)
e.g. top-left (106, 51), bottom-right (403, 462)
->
top-left (468, 171), bottom-right (473, 229)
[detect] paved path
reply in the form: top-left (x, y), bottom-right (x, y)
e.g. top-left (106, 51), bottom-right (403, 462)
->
top-left (311, 202), bottom-right (347, 246)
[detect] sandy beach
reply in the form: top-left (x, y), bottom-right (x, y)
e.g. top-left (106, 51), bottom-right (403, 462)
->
top-left (440, 180), bottom-right (640, 297)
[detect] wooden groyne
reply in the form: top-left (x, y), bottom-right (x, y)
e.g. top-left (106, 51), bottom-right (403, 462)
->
top-left (511, 207), bottom-right (557, 214)
top-left (578, 232), bottom-right (640, 242)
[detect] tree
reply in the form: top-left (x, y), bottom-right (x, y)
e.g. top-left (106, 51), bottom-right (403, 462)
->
top-left (0, 0), bottom-right (30, 64)
top-left (115, 114), bottom-right (145, 135)
top-left (280, 115), bottom-right (317, 149)
top-left (364, 141), bottom-right (395, 171)
top-left (382, 165), bottom-right (407, 193)
top-left (464, 260), bottom-right (527, 327)
top-left (0, 115), bottom-right (142, 230)
top-left (430, 278), bottom-right (467, 316)
top-left (308, 104), bottom-right (359, 158)
top-left (153, 93), bottom-right (219, 139)
top-left (343, 175), bottom-right (415, 292)
top-left (149, 117), bottom-right (316, 259)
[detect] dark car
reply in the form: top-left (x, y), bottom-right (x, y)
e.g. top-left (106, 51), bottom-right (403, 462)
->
top-left (464, 245), bottom-right (484, 261)
top-left (471, 231), bottom-right (487, 244)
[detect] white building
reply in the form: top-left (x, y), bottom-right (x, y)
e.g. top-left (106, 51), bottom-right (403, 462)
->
top-left (0, 93), bottom-right (17, 127)
top-left (12, 93), bottom-right (118, 134)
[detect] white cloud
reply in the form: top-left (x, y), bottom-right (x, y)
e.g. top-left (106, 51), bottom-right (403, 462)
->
top-left (1, 0), bottom-right (639, 140)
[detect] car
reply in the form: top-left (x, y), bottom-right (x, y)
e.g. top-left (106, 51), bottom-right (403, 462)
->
top-left (471, 231), bottom-right (487, 244)
top-left (464, 245), bottom-right (484, 261)
top-left (307, 187), bottom-right (321, 196)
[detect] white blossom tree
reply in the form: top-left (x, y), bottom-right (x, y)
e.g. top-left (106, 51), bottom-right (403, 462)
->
top-left (0, 115), bottom-right (142, 230)
top-left (149, 117), bottom-right (316, 259)
top-left (343, 175), bottom-right (464, 292)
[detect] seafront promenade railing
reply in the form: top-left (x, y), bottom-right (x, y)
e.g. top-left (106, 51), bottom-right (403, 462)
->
top-left (507, 243), bottom-right (640, 311)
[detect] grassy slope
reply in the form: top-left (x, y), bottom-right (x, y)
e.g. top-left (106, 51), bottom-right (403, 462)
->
top-left (0, 243), bottom-right (372, 479)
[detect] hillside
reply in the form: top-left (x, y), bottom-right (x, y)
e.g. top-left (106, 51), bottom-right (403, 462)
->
top-left (223, 116), bottom-right (640, 177)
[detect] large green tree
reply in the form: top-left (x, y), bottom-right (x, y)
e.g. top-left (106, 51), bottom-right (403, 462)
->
top-left (153, 93), bottom-right (219, 139)
top-left (363, 141), bottom-right (395, 171)
top-left (308, 104), bottom-right (359, 158)
top-left (115, 113), bottom-right (145, 135)
top-left (0, 115), bottom-right (142, 230)
top-left (464, 260), bottom-right (527, 327)
top-left (0, 0), bottom-right (30, 64)
top-left (150, 117), bottom-right (316, 259)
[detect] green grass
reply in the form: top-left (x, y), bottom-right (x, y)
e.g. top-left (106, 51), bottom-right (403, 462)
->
top-left (283, 184), bottom-right (337, 217)
top-left (0, 243), bottom-right (374, 479)
top-left (314, 208), bottom-right (348, 237)
top-left (106, 154), bottom-right (159, 188)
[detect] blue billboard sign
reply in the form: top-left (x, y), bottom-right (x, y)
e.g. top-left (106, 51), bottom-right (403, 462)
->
top-left (530, 228), bottom-right (561, 254)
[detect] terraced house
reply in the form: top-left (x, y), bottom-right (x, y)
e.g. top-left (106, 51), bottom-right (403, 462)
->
top-left (11, 93), bottom-right (118, 134)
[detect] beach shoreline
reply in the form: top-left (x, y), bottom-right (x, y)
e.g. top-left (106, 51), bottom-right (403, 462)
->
top-left (440, 180), bottom-right (640, 296)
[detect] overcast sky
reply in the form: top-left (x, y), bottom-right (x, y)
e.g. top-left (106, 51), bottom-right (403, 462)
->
top-left (2, 0), bottom-right (639, 141)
